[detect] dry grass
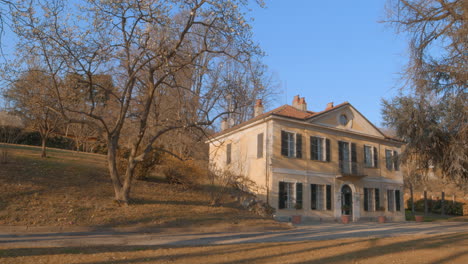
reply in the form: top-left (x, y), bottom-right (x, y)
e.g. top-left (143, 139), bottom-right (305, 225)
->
top-left (0, 144), bottom-right (284, 231)
top-left (0, 233), bottom-right (467, 263)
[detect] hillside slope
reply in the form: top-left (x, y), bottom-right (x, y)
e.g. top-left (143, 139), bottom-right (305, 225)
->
top-left (0, 144), bottom-right (284, 231)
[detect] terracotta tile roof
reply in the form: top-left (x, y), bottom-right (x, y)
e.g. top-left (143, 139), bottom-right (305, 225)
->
top-left (210, 102), bottom-right (350, 139)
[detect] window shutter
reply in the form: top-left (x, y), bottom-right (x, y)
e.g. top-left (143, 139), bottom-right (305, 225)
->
top-left (351, 143), bottom-right (357, 173)
top-left (364, 188), bottom-right (369, 211)
top-left (373, 147), bottom-right (378, 168)
top-left (296, 183), bottom-right (303, 209)
top-left (257, 133), bottom-right (264, 158)
top-left (363, 146), bottom-right (367, 165)
top-left (375, 188), bottom-right (380, 211)
top-left (395, 190), bottom-right (401, 211)
top-left (310, 184), bottom-right (317, 210)
top-left (326, 139), bottom-right (331, 162)
top-left (296, 134), bottom-right (302, 158)
top-left (226, 143), bottom-right (231, 164)
top-left (311, 137), bottom-right (318, 160)
top-left (281, 131), bottom-right (288, 156)
top-left (279, 182), bottom-right (286, 209)
top-left (326, 185), bottom-right (332, 210)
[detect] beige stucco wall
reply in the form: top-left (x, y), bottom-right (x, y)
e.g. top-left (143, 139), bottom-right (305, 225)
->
top-left (209, 109), bottom-right (405, 222)
top-left (208, 120), bottom-right (271, 200)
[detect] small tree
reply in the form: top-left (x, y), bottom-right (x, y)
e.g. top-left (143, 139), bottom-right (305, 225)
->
top-left (4, 70), bottom-right (61, 158)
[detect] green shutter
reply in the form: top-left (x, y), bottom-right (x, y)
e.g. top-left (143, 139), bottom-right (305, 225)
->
top-left (326, 185), bottom-right (332, 210)
top-left (296, 183), bottom-right (303, 209)
top-left (281, 131), bottom-right (288, 156)
top-left (364, 188), bottom-right (369, 211)
top-left (311, 137), bottom-right (318, 160)
top-left (351, 143), bottom-right (357, 174)
top-left (296, 134), bottom-right (302, 158)
top-left (373, 147), bottom-right (378, 168)
top-left (279, 182), bottom-right (286, 209)
top-left (310, 184), bottom-right (317, 210)
top-left (395, 190), bottom-right (401, 211)
top-left (326, 139), bottom-right (331, 162)
top-left (375, 188), bottom-right (380, 211)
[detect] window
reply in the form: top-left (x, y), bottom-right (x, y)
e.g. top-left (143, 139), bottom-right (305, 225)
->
top-left (339, 114), bottom-right (348, 126)
top-left (385, 150), bottom-right (400, 171)
top-left (364, 146), bottom-right (378, 168)
top-left (395, 190), bottom-right (401, 211)
top-left (226, 143), bottom-right (232, 164)
top-left (387, 189), bottom-right (395, 211)
top-left (385, 149), bottom-right (393, 170)
top-left (311, 184), bottom-right (332, 210)
top-left (364, 188), bottom-right (380, 211)
top-left (279, 181), bottom-right (302, 209)
top-left (257, 133), bottom-right (264, 158)
top-left (339, 141), bottom-right (357, 174)
top-left (281, 131), bottom-right (302, 158)
top-left (311, 137), bottom-right (330, 162)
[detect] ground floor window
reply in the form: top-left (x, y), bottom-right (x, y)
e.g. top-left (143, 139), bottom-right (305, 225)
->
top-left (279, 181), bottom-right (303, 209)
top-left (364, 188), bottom-right (380, 211)
top-left (311, 184), bottom-right (332, 210)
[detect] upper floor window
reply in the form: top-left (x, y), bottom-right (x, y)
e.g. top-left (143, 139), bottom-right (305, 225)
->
top-left (385, 149), bottom-right (400, 171)
top-left (393, 151), bottom-right (400, 171)
top-left (257, 133), bottom-right (264, 158)
top-left (385, 149), bottom-right (393, 170)
top-left (281, 131), bottom-right (302, 158)
top-left (364, 145), bottom-right (378, 168)
top-left (338, 141), bottom-right (357, 174)
top-left (311, 137), bottom-right (331, 162)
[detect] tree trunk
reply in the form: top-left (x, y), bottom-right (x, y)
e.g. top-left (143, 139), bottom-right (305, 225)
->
top-left (410, 183), bottom-right (415, 215)
top-left (41, 136), bottom-right (47, 158)
top-left (424, 190), bottom-right (428, 216)
top-left (106, 135), bottom-right (127, 205)
top-left (441, 191), bottom-right (445, 216)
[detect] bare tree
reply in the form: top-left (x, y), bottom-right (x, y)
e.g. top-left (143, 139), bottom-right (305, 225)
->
top-left (11, 0), bottom-right (264, 204)
top-left (4, 69), bottom-right (61, 157)
top-left (382, 0), bottom-right (467, 185)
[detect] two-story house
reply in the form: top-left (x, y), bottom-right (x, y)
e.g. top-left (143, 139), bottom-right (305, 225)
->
top-left (208, 95), bottom-right (405, 222)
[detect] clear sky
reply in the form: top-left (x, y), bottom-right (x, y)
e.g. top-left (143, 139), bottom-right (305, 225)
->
top-left (1, 0), bottom-right (409, 127)
top-left (250, 0), bottom-right (408, 127)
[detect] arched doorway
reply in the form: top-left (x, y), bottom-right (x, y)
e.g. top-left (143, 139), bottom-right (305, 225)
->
top-left (341, 185), bottom-right (352, 216)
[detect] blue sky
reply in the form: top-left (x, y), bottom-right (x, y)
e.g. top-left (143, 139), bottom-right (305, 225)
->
top-left (1, 0), bottom-right (409, 127)
top-left (250, 0), bottom-right (408, 126)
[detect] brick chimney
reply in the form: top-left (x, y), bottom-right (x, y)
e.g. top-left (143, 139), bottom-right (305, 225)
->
top-left (292, 95), bottom-right (307, 111)
top-left (254, 99), bottom-right (264, 117)
top-left (326, 102), bottom-right (334, 110)
top-left (220, 118), bottom-right (229, 130)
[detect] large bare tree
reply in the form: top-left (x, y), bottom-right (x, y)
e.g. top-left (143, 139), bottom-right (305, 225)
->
top-left (382, 0), bottom-right (467, 185)
top-left (10, 0), bottom-right (265, 204)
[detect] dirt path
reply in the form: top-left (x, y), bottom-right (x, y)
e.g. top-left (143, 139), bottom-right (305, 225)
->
top-left (1, 222), bottom-right (467, 248)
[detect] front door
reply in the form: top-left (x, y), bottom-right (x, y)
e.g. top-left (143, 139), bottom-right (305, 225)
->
top-left (341, 184), bottom-right (352, 216)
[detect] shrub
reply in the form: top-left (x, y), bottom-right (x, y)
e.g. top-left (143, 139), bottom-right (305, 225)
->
top-left (162, 157), bottom-right (206, 188)
top-left (407, 198), bottom-right (464, 216)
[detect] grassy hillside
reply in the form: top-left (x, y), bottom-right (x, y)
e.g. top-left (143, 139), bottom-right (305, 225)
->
top-left (0, 144), bottom-right (284, 230)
